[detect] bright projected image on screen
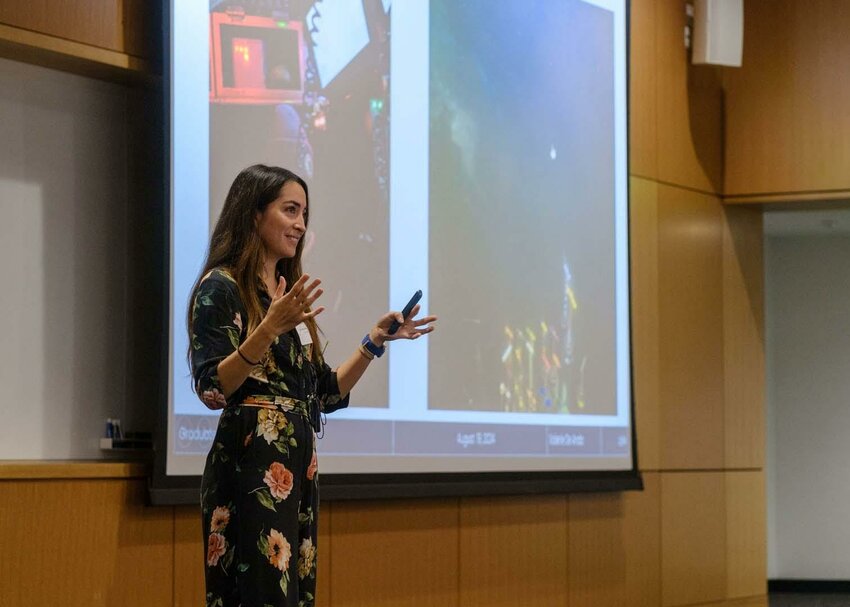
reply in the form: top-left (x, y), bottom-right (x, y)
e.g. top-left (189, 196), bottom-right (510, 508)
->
top-left (168, 0), bottom-right (630, 478)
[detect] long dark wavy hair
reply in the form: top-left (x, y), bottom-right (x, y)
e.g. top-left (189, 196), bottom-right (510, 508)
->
top-left (187, 164), bottom-right (323, 377)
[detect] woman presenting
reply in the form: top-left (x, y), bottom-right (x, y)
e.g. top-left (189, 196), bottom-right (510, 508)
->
top-left (188, 164), bottom-right (436, 606)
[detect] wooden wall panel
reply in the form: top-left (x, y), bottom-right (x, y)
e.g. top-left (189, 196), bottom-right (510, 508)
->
top-left (568, 493), bottom-right (627, 606)
top-left (0, 0), bottom-right (156, 60)
top-left (0, 478), bottom-right (173, 607)
top-left (623, 472), bottom-right (662, 606)
top-left (722, 207), bottom-right (765, 469)
top-left (721, 0), bottom-right (795, 197)
top-left (657, 185), bottom-right (724, 470)
top-left (655, 0), bottom-right (723, 194)
top-left (0, 471), bottom-right (766, 607)
top-left (0, 1), bottom-right (157, 80)
top-left (661, 472), bottom-right (726, 607)
top-left (724, 0), bottom-right (850, 196)
top-left (630, 177), bottom-right (661, 470)
top-left (120, 0), bottom-right (159, 61)
top-left (726, 472), bottom-right (766, 599)
top-left (0, 21), bottom-right (152, 81)
top-left (459, 495), bottom-right (567, 607)
top-left (629, 0), bottom-right (657, 180)
top-left (174, 505), bottom-right (204, 607)
top-left (330, 499), bottom-right (459, 607)
top-left (0, 1), bottom-right (122, 52)
top-left (568, 472), bottom-right (661, 607)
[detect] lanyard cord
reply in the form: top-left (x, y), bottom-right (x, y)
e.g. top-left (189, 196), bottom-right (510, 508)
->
top-left (293, 328), bottom-right (325, 437)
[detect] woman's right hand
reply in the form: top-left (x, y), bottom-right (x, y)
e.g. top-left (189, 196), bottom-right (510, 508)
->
top-left (259, 274), bottom-right (325, 338)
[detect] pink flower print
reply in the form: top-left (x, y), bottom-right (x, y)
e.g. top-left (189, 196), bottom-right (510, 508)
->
top-left (306, 449), bottom-right (318, 481)
top-left (264, 462), bottom-right (294, 500)
top-left (202, 388), bottom-right (226, 410)
top-left (207, 532), bottom-right (226, 566)
top-left (233, 312), bottom-right (243, 333)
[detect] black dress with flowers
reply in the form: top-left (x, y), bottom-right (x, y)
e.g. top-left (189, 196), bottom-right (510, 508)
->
top-left (191, 268), bottom-right (348, 607)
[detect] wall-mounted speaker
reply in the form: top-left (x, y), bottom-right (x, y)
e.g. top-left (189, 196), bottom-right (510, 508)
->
top-left (692, 0), bottom-right (744, 67)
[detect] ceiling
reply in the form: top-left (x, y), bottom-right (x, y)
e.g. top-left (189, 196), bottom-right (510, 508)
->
top-left (763, 205), bottom-right (850, 236)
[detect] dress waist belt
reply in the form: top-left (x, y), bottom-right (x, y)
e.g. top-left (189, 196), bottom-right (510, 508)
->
top-left (237, 395), bottom-right (311, 421)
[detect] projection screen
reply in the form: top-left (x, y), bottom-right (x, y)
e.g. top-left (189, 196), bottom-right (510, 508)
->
top-left (155, 0), bottom-right (638, 502)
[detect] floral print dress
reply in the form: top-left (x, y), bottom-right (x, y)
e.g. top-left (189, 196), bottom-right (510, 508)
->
top-left (191, 269), bottom-right (349, 607)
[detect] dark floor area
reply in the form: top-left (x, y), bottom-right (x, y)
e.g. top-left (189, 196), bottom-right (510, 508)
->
top-left (770, 594), bottom-right (850, 606)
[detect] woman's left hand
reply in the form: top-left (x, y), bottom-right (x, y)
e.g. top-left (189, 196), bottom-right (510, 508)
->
top-left (369, 304), bottom-right (437, 346)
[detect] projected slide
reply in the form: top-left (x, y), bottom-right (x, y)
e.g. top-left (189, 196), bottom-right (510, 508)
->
top-left (169, 0), bottom-right (630, 477)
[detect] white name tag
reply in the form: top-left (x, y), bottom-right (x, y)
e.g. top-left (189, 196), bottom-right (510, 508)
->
top-left (295, 323), bottom-right (313, 345)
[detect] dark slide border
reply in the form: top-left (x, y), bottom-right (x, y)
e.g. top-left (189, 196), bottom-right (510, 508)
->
top-left (150, 0), bottom-right (640, 506)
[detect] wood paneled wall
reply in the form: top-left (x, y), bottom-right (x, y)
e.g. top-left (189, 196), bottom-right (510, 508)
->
top-left (0, 465), bottom-right (173, 606)
top-left (0, 469), bottom-right (765, 607)
top-left (654, 0), bottom-right (724, 194)
top-left (0, 0), bottom-right (156, 59)
top-left (724, 0), bottom-right (850, 199)
top-left (0, 0), bottom-right (768, 605)
top-left (0, 0), bottom-right (158, 79)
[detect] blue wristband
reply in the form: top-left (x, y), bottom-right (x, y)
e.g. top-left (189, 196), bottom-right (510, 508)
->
top-left (361, 334), bottom-right (386, 358)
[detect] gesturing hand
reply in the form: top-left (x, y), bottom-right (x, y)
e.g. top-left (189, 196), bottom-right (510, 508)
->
top-left (369, 304), bottom-right (437, 346)
top-left (260, 274), bottom-right (325, 338)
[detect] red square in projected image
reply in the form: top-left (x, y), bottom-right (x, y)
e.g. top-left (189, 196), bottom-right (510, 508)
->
top-left (231, 38), bottom-right (265, 90)
top-left (209, 12), bottom-right (305, 105)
